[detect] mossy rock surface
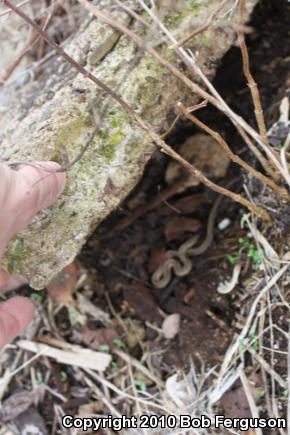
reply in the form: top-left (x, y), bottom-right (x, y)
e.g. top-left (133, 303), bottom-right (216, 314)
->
top-left (0, 0), bottom-right (257, 288)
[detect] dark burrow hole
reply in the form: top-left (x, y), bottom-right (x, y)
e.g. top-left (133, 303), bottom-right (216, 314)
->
top-left (78, 0), bottom-right (290, 369)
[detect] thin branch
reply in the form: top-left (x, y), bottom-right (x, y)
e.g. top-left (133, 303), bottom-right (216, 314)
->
top-left (137, 0), bottom-right (290, 186)
top-left (235, 123), bottom-right (280, 180)
top-left (0, 0), bottom-right (30, 17)
top-left (237, 0), bottom-right (269, 148)
top-left (178, 102), bottom-right (289, 199)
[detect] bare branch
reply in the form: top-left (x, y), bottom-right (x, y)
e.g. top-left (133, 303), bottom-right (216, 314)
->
top-left (178, 102), bottom-right (289, 199)
top-left (237, 0), bottom-right (269, 148)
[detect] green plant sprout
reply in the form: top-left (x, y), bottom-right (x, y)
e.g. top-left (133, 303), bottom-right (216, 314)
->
top-left (60, 371), bottom-right (68, 382)
top-left (227, 237), bottom-right (263, 267)
top-left (68, 307), bottom-right (82, 326)
top-left (99, 344), bottom-right (111, 352)
top-left (30, 292), bottom-right (44, 303)
top-left (134, 379), bottom-right (147, 392)
top-left (113, 338), bottom-right (125, 349)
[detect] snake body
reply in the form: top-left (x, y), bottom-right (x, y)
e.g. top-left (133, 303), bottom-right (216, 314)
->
top-left (151, 195), bottom-right (222, 288)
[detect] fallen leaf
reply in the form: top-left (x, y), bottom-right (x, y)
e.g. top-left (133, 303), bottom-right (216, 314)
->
top-left (162, 314), bottom-right (180, 339)
top-left (78, 401), bottom-right (104, 416)
top-left (122, 319), bottom-right (145, 349)
top-left (77, 293), bottom-right (110, 323)
top-left (160, 193), bottom-right (208, 215)
top-left (0, 387), bottom-right (44, 422)
top-left (164, 216), bottom-right (201, 242)
top-left (7, 406), bottom-right (48, 435)
top-left (165, 133), bottom-right (230, 191)
top-left (17, 339), bottom-right (111, 371)
top-left (47, 261), bottom-right (80, 306)
top-left (165, 373), bottom-right (190, 408)
top-left (81, 327), bottom-right (119, 351)
top-left (148, 248), bottom-right (167, 274)
top-left (123, 284), bottom-right (163, 324)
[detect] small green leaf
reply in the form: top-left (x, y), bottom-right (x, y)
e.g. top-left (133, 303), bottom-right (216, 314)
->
top-left (99, 344), bottom-right (111, 353)
top-left (60, 371), bottom-right (68, 382)
top-left (68, 307), bottom-right (82, 326)
top-left (134, 380), bottom-right (146, 392)
top-left (227, 253), bottom-right (240, 265)
top-left (112, 338), bottom-right (124, 348)
top-left (30, 292), bottom-right (43, 303)
top-left (111, 361), bottom-right (117, 371)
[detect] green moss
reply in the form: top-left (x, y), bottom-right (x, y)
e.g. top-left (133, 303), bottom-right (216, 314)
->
top-left (56, 115), bottom-right (88, 148)
top-left (99, 141), bottom-right (116, 161)
top-left (3, 239), bottom-right (32, 274)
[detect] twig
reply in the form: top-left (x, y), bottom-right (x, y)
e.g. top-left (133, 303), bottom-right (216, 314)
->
top-left (0, 28), bottom-right (39, 85)
top-left (235, 123), bottom-right (279, 180)
top-left (0, 0), bottom-right (30, 16)
top-left (238, 368), bottom-right (263, 435)
top-left (171, 0), bottom-right (230, 49)
top-left (288, 322), bottom-right (290, 435)
top-left (248, 348), bottom-right (287, 389)
top-left (178, 102), bottom-right (289, 199)
top-left (237, 0), bottom-right (269, 149)
top-left (212, 264), bottom-right (289, 399)
top-left (137, 0), bottom-right (290, 185)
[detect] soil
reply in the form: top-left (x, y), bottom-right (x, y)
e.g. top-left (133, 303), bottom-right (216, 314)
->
top-left (79, 0), bottom-right (290, 369)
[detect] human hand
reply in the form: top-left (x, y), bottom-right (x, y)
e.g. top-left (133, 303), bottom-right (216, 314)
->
top-left (0, 162), bottom-right (66, 347)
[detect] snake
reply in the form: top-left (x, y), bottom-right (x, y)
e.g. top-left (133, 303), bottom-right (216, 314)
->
top-left (151, 194), bottom-right (223, 289)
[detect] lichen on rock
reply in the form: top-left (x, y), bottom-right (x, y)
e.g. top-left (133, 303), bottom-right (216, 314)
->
top-left (0, 0), bottom-right (257, 288)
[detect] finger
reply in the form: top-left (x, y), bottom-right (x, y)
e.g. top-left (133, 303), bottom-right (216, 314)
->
top-left (0, 271), bottom-right (28, 293)
top-left (0, 296), bottom-right (35, 348)
top-left (0, 161), bottom-right (66, 259)
top-left (0, 269), bottom-right (9, 289)
top-left (17, 161), bottom-right (66, 213)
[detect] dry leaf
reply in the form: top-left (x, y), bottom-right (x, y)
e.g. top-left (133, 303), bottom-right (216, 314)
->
top-left (7, 407), bottom-right (48, 435)
top-left (81, 327), bottom-right (118, 351)
top-left (165, 133), bottom-right (230, 191)
top-left (164, 216), bottom-right (201, 242)
top-left (162, 314), bottom-right (180, 339)
top-left (165, 373), bottom-right (190, 408)
top-left (0, 388), bottom-right (44, 422)
top-left (77, 293), bottom-right (110, 323)
top-left (124, 284), bottom-right (163, 324)
top-left (47, 261), bottom-right (80, 306)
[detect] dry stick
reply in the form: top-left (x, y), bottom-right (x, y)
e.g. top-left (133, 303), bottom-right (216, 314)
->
top-left (111, 0), bottom-right (288, 185)
top-left (0, 6), bottom-right (54, 86)
top-left (178, 103), bottom-right (289, 199)
top-left (237, 0), bottom-right (269, 149)
top-left (2, 0), bottom-right (269, 220)
top-left (112, 0), bottom-right (271, 185)
top-left (235, 123), bottom-right (279, 181)
top-left (84, 0), bottom-right (283, 182)
top-left (287, 322), bottom-right (290, 435)
top-left (0, 0), bottom-right (29, 16)
top-left (137, 0), bottom-right (290, 186)
top-left (171, 0), bottom-right (230, 49)
top-left (0, 29), bottom-right (39, 85)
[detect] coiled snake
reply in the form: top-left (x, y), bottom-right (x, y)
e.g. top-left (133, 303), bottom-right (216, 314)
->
top-left (151, 195), bottom-right (222, 288)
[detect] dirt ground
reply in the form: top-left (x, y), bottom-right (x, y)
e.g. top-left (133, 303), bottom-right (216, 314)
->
top-left (80, 0), bottom-right (290, 368)
top-left (0, 1), bottom-right (290, 434)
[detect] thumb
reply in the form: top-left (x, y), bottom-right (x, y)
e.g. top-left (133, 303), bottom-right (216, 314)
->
top-left (13, 161), bottom-right (66, 230)
top-left (0, 296), bottom-right (35, 348)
